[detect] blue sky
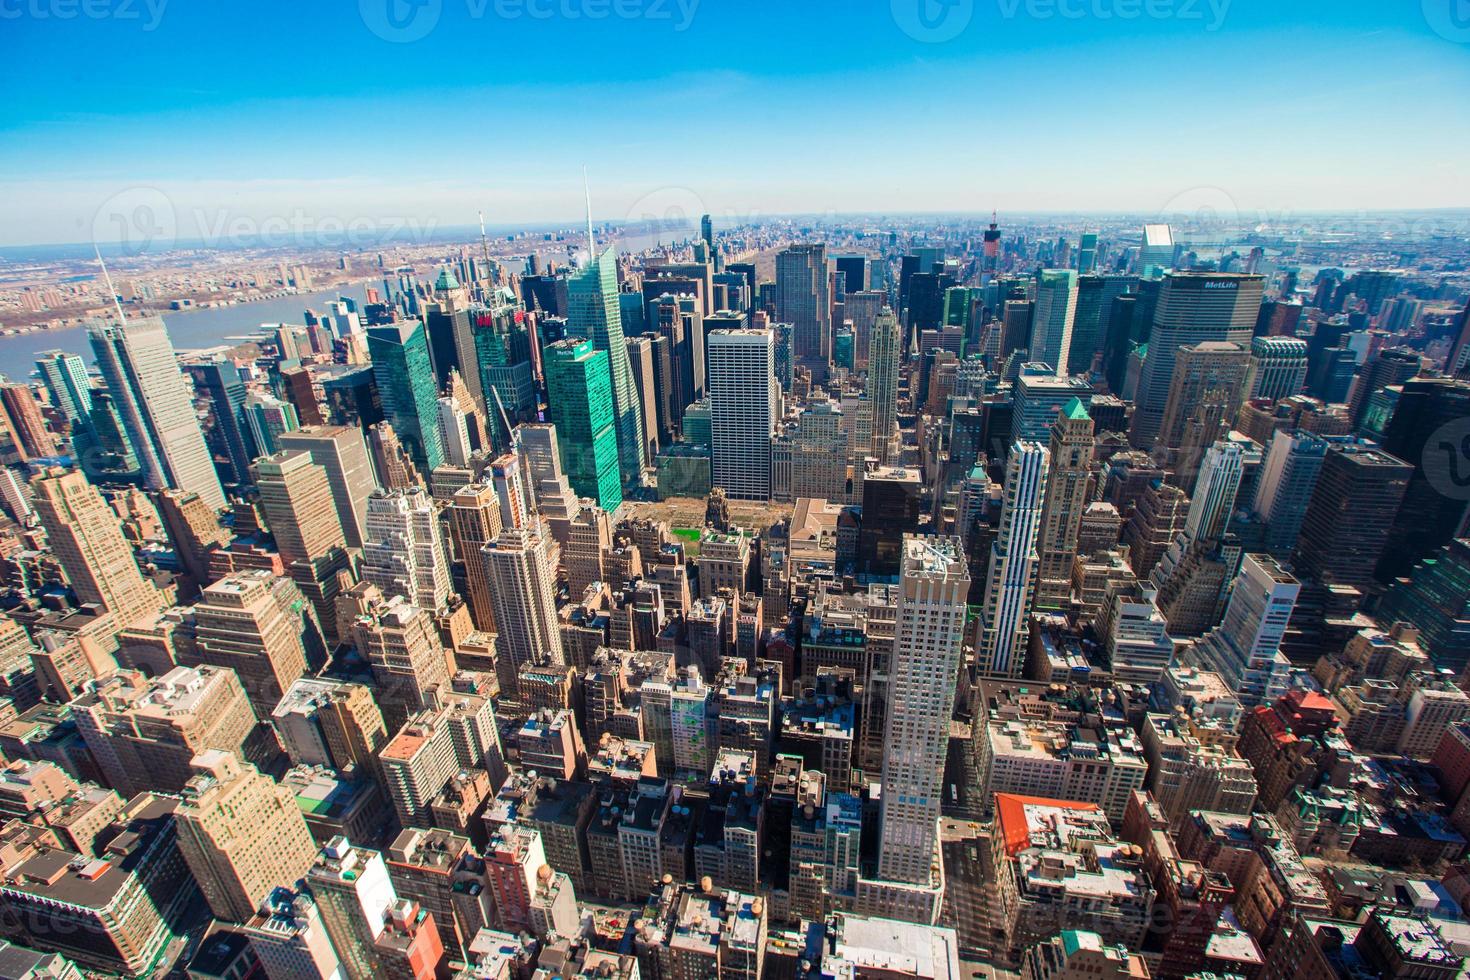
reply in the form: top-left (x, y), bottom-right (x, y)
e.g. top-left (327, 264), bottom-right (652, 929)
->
top-left (2, 0), bottom-right (1468, 245)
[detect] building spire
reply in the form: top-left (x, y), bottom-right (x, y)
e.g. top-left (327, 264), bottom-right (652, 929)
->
top-left (582, 166), bottom-right (596, 259)
top-left (94, 245), bottom-right (129, 327)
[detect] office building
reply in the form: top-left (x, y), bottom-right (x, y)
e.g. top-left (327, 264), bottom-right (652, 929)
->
top-left (708, 329), bottom-right (778, 500)
top-left (866, 536), bottom-right (968, 920)
top-left (1247, 335), bottom-right (1309, 402)
top-left (1035, 399), bottom-right (1093, 607)
top-left (776, 244), bottom-right (830, 376)
top-left (570, 245), bottom-right (646, 485)
top-left (1010, 363), bottom-right (1093, 445)
top-left (485, 525), bottom-right (563, 698)
top-left (31, 467), bottom-right (164, 630)
top-left (363, 487), bottom-right (452, 612)
top-left (175, 750), bottom-right (318, 922)
top-left (88, 316), bottom-right (225, 508)
top-left (1295, 443), bottom-right (1412, 591)
top-left (1190, 553), bottom-right (1299, 706)
top-left (1031, 270), bottom-right (1079, 376)
top-left (1130, 272), bottom-right (1264, 449)
top-left (278, 424), bottom-right (375, 551)
top-left (977, 443), bottom-right (1049, 677)
top-left (367, 320), bottom-right (444, 472)
top-left (542, 338), bottom-right (623, 511)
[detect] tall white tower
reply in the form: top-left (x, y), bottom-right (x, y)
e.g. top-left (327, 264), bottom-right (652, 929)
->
top-left (976, 441), bottom-right (1050, 677)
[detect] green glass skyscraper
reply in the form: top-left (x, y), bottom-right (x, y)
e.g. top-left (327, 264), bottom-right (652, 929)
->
top-left (543, 338), bottom-right (622, 511)
top-left (367, 320), bottom-right (444, 472)
top-left (569, 245), bottom-right (645, 487)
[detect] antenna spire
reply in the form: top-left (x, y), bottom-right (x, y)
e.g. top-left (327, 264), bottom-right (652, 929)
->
top-left (94, 246), bottom-right (128, 326)
top-left (582, 166), bottom-right (596, 259)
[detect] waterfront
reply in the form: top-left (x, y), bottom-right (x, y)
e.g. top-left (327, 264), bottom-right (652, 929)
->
top-left (0, 282), bottom-right (372, 380)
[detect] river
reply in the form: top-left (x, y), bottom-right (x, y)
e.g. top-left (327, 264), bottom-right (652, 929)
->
top-left (0, 282), bottom-right (373, 381)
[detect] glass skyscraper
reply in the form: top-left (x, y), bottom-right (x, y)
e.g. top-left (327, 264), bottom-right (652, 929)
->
top-left (184, 358), bottom-right (258, 485)
top-left (543, 338), bottom-right (622, 511)
top-left (568, 246), bottom-right (645, 487)
top-left (366, 320), bottom-right (445, 473)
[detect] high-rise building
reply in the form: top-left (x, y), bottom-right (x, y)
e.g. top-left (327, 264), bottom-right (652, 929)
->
top-left (363, 488), bottom-right (451, 612)
top-left (1295, 443), bottom-right (1412, 591)
top-left (367, 320), bottom-right (445, 473)
top-left (790, 399), bottom-right (848, 502)
top-left (35, 349), bottom-right (94, 432)
top-left (243, 886), bottom-right (346, 980)
top-left (776, 244), bottom-right (830, 377)
top-left (31, 467), bottom-right (164, 629)
top-left (1035, 399), bottom-right (1094, 607)
top-left (175, 750), bottom-right (318, 922)
top-left (447, 483), bottom-right (501, 632)
top-left (1190, 553), bottom-right (1299, 705)
top-left (485, 525), bottom-right (562, 699)
top-left (278, 424), bottom-right (375, 550)
top-left (305, 838), bottom-right (399, 980)
top-left (1377, 378), bottom-right (1470, 581)
top-left (1010, 363), bottom-right (1094, 445)
top-left (1031, 269), bottom-right (1079, 377)
top-left (89, 316), bottom-right (225, 508)
top-left (252, 450), bottom-right (346, 564)
top-left (1155, 340), bottom-right (1250, 484)
top-left (350, 595), bottom-right (452, 729)
top-left (1250, 430), bottom-right (1328, 555)
top-left (864, 536), bottom-right (968, 922)
top-left (868, 307), bottom-right (901, 463)
top-left (0, 383), bottom-right (54, 458)
top-left (71, 666), bottom-right (269, 798)
top-left (253, 451), bottom-right (352, 642)
top-left (176, 570), bottom-right (317, 717)
top-left (708, 329), bottom-right (778, 501)
top-left (1130, 273), bottom-right (1264, 449)
top-left (569, 245), bottom-right (646, 486)
top-left (977, 441), bottom-right (1049, 677)
top-left (243, 391), bottom-right (300, 457)
top-left (542, 338), bottom-right (622, 511)
top-left (272, 677), bottom-right (389, 771)
top-left (1247, 335), bottom-right (1309, 402)
top-left (1183, 441), bottom-right (1244, 546)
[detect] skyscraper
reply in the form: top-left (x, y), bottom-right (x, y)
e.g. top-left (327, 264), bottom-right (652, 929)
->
top-left (776, 244), bottom-right (830, 378)
top-left (1377, 378), bottom-right (1470, 581)
top-left (708, 329), bottom-right (778, 501)
top-left (868, 307), bottom-right (901, 463)
top-left (977, 441), bottom-right (1050, 677)
top-left (367, 320), bottom-right (445, 473)
top-left (447, 483), bottom-right (501, 632)
top-left (34, 349), bottom-right (93, 432)
top-left (1031, 269), bottom-right (1079, 376)
top-left (243, 391), bottom-right (300, 457)
top-left (1250, 429), bottom-right (1328, 555)
top-left (278, 424), bottom-right (375, 550)
top-left (542, 339), bottom-right (622, 511)
top-left (363, 487), bottom-right (452, 612)
top-left (1182, 440), bottom-right (1244, 546)
top-left (184, 359), bottom-right (257, 486)
top-left (1190, 553), bottom-right (1298, 705)
top-left (484, 525), bottom-right (562, 699)
top-left (569, 245), bottom-right (646, 485)
top-left (1155, 340), bottom-right (1250, 484)
top-left (31, 467), bottom-right (164, 629)
top-left (174, 749), bottom-right (319, 923)
top-left (1035, 399), bottom-right (1094, 607)
top-left (1295, 443), bottom-right (1412, 591)
top-left (252, 450), bottom-right (352, 644)
top-left (1130, 273), bottom-right (1264, 449)
top-left (1246, 335), bottom-right (1309, 402)
top-left (88, 316), bottom-right (225, 509)
top-left (869, 535), bottom-right (968, 919)
top-left (0, 383), bottom-right (54, 458)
